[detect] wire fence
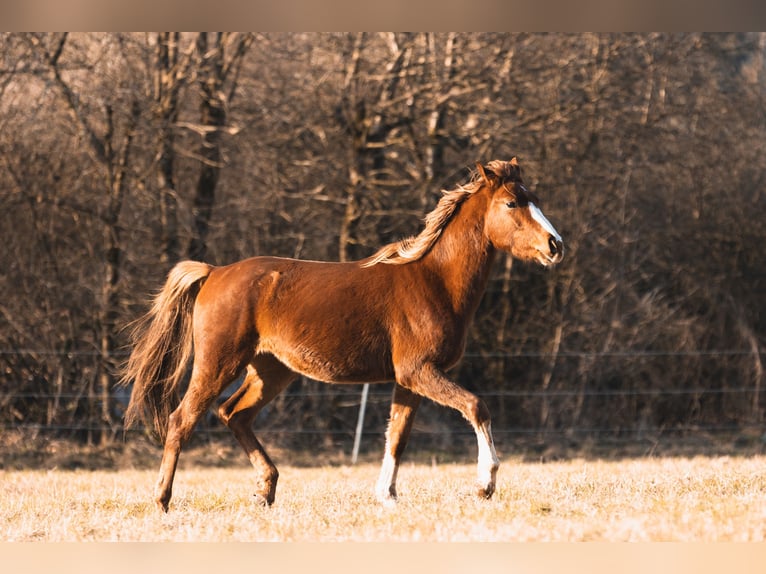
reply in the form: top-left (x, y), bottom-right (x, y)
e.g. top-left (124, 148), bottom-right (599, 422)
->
top-left (1, 348), bottom-right (761, 358)
top-left (2, 348), bottom-right (764, 452)
top-left (2, 388), bottom-right (764, 444)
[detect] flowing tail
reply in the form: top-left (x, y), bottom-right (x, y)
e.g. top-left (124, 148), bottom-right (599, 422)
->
top-left (121, 261), bottom-right (213, 442)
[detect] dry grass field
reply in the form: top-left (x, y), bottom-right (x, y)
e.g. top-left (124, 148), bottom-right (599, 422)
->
top-left (2, 454), bottom-right (765, 542)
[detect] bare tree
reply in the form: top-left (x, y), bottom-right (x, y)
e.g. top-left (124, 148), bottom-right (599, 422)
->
top-left (187, 32), bottom-right (253, 262)
top-left (29, 33), bottom-right (142, 443)
top-left (0, 33), bottom-right (763, 452)
top-left (153, 32), bottom-right (191, 266)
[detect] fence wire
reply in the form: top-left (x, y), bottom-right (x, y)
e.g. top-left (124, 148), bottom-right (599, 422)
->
top-left (2, 347), bottom-right (764, 448)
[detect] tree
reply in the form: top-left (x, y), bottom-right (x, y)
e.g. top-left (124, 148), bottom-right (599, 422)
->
top-left (0, 33), bottom-right (763, 452)
top-left (26, 33), bottom-right (142, 443)
top-left (187, 32), bottom-right (253, 262)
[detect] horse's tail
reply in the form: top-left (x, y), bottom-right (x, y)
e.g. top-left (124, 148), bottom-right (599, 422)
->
top-left (121, 260), bottom-right (213, 443)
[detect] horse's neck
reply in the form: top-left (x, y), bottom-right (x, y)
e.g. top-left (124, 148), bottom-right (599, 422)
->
top-left (421, 193), bottom-right (496, 317)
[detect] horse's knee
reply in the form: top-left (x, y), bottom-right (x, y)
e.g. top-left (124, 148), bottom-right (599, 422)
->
top-left (468, 396), bottom-right (491, 426)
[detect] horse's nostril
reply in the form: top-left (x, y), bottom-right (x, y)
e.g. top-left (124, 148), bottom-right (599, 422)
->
top-left (548, 236), bottom-right (560, 255)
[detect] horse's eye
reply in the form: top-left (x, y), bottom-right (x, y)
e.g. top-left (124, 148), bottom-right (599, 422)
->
top-left (506, 200), bottom-right (518, 209)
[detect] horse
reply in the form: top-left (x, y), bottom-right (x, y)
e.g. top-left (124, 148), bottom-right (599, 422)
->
top-left (121, 158), bottom-right (564, 512)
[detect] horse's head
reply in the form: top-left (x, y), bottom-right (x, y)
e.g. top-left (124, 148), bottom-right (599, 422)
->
top-left (480, 158), bottom-right (564, 267)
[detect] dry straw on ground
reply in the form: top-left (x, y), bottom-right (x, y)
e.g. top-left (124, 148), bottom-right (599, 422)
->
top-left (2, 455), bottom-right (765, 541)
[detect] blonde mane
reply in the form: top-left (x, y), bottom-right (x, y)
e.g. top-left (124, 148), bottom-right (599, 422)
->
top-left (362, 160), bottom-right (519, 267)
top-left (361, 181), bottom-right (478, 267)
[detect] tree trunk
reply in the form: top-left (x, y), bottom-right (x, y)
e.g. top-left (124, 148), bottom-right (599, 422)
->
top-left (155, 32), bottom-right (182, 265)
top-left (186, 33), bottom-right (252, 262)
top-left (188, 33), bottom-right (225, 262)
top-left (98, 99), bottom-right (140, 445)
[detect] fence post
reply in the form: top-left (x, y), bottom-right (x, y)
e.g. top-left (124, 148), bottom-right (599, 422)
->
top-left (351, 383), bottom-right (369, 464)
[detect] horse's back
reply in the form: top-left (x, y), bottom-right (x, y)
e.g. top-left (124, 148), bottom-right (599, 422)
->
top-left (196, 255), bottom-right (396, 383)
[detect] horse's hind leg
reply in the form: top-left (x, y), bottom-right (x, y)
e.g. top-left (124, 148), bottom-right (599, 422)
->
top-left (155, 360), bottom-right (243, 512)
top-left (218, 354), bottom-right (296, 506)
top-left (375, 384), bottom-right (421, 506)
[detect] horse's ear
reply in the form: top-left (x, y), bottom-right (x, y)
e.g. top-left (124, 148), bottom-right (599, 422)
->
top-left (510, 156), bottom-right (519, 167)
top-left (476, 162), bottom-right (497, 187)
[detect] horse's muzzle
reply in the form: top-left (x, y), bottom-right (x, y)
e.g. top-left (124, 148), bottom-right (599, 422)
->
top-left (548, 235), bottom-right (564, 264)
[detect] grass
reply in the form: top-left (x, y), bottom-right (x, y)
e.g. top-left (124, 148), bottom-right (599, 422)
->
top-left (2, 454), bottom-right (765, 541)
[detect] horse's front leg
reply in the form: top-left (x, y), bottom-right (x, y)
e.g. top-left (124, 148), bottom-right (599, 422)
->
top-left (375, 384), bottom-right (422, 506)
top-left (473, 417), bottom-right (499, 499)
top-left (398, 363), bottom-right (499, 499)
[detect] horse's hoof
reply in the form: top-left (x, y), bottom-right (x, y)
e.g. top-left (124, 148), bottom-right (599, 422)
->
top-left (375, 483), bottom-right (398, 508)
top-left (375, 489), bottom-right (398, 508)
top-left (253, 493), bottom-right (274, 507)
top-left (378, 495), bottom-right (398, 509)
top-left (477, 484), bottom-right (495, 499)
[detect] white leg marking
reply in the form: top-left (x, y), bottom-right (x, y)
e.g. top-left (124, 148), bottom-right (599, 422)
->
top-left (529, 203), bottom-right (562, 242)
top-left (475, 422), bottom-right (499, 497)
top-left (375, 452), bottom-right (399, 507)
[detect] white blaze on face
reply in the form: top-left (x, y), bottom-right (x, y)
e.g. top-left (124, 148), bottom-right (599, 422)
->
top-left (528, 203), bottom-right (562, 243)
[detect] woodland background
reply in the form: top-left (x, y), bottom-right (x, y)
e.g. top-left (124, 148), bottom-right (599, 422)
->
top-left (0, 33), bottom-right (764, 458)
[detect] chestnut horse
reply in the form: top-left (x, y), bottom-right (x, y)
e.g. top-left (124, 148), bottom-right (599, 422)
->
top-left (122, 158), bottom-right (564, 511)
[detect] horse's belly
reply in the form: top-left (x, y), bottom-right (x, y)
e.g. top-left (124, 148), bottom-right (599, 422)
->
top-left (257, 336), bottom-right (393, 384)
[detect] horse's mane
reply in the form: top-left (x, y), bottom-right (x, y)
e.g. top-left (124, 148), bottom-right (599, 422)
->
top-left (361, 159), bottom-right (520, 267)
